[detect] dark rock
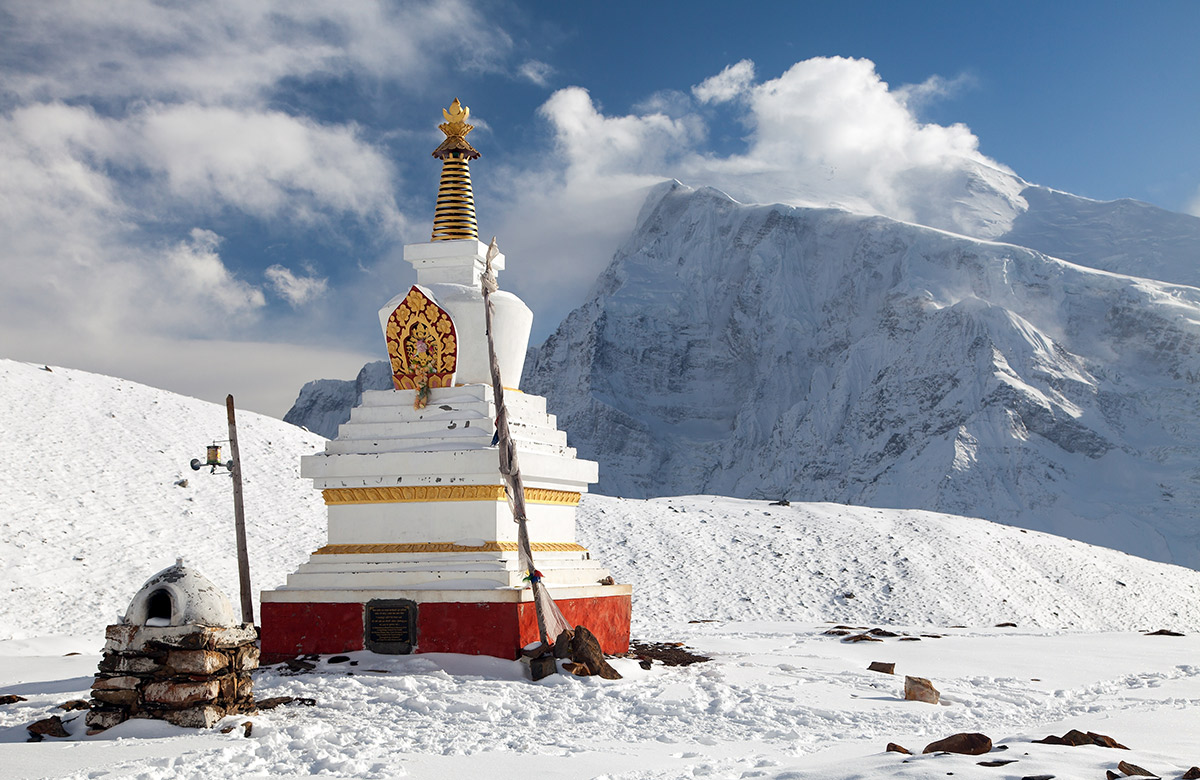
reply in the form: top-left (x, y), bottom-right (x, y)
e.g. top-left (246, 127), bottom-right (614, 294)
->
top-left (978, 759), bottom-right (1017, 766)
top-left (898, 637), bottom-right (922, 641)
top-left (1116, 760), bottom-right (1157, 777)
top-left (284, 658), bottom-right (316, 673)
top-left (58, 699), bottom-right (91, 711)
top-left (904, 675), bottom-right (940, 704)
top-left (529, 654), bottom-right (557, 681)
top-left (328, 655), bottom-right (351, 664)
top-left (0, 694), bottom-right (28, 705)
top-left (995, 622), bottom-right (1017, 628)
top-left (868, 628), bottom-right (899, 637)
top-left (1033, 730), bottom-right (1128, 749)
top-left (553, 630), bottom-right (574, 659)
top-left (844, 633), bottom-right (884, 643)
top-left (1144, 629), bottom-right (1184, 637)
top-left (823, 629), bottom-right (850, 636)
top-left (886, 743), bottom-right (910, 754)
top-left (1020, 775), bottom-right (1055, 780)
top-left (256, 696), bottom-right (294, 710)
top-left (568, 626), bottom-right (622, 679)
top-left (923, 733), bottom-right (992, 755)
top-left (28, 715), bottom-right (70, 738)
top-left (868, 661), bottom-right (895, 674)
top-left (1180, 768), bottom-right (1200, 779)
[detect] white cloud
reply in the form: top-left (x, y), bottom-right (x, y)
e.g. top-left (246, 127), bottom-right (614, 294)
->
top-left (265, 265), bottom-right (329, 307)
top-left (692, 59), bottom-right (755, 104)
top-left (0, 0), bottom-right (512, 416)
top-left (490, 57), bottom-right (1027, 337)
top-left (895, 72), bottom-right (976, 111)
top-left (518, 60), bottom-right (555, 87)
top-left (4, 0), bottom-right (509, 106)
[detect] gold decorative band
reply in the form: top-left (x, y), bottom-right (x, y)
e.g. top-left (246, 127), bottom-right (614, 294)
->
top-left (313, 541), bottom-right (588, 555)
top-left (321, 485), bottom-right (581, 506)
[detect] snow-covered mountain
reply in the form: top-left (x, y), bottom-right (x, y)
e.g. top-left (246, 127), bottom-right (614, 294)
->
top-left (523, 182), bottom-right (1200, 569)
top-left (283, 360), bottom-right (392, 439)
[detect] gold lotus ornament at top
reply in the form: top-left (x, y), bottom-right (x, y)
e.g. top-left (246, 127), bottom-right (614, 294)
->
top-left (384, 286), bottom-right (457, 408)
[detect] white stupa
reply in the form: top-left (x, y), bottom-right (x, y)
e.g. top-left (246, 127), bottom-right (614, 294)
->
top-left (260, 100), bottom-right (631, 661)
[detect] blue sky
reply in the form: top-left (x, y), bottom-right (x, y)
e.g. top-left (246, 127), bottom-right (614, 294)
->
top-left (2, 0), bottom-right (1198, 416)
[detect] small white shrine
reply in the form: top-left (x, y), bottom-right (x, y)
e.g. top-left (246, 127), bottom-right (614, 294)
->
top-left (260, 101), bottom-right (631, 661)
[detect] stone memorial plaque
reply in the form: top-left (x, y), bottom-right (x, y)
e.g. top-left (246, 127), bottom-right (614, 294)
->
top-left (364, 599), bottom-right (417, 654)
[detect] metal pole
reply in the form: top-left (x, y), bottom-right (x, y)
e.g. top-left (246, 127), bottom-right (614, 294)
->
top-left (226, 394), bottom-right (254, 625)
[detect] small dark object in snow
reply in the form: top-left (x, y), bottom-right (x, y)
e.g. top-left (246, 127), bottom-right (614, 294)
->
top-left (868, 661), bottom-right (895, 674)
top-left (978, 759), bottom-right (1017, 767)
top-left (823, 629), bottom-right (850, 636)
top-left (843, 633), bottom-right (883, 643)
top-left (995, 622), bottom-right (1017, 628)
top-left (283, 658), bottom-right (316, 673)
top-left (1116, 760), bottom-right (1157, 777)
top-left (58, 699), bottom-right (90, 711)
top-left (256, 696), bottom-right (294, 710)
top-left (243, 721), bottom-right (253, 737)
top-left (923, 733), bottom-right (992, 755)
top-left (1033, 729), bottom-right (1128, 749)
top-left (868, 628), bottom-right (899, 637)
top-left (568, 626), bottom-right (622, 679)
top-left (174, 479), bottom-right (189, 488)
top-left (769, 499), bottom-right (790, 506)
top-left (41, 366), bottom-right (52, 371)
top-left (1020, 775), bottom-right (1055, 780)
top-left (1180, 767), bottom-right (1200, 779)
top-left (529, 654), bottom-right (556, 681)
top-left (328, 655), bottom-right (351, 664)
top-left (0, 694), bottom-right (28, 705)
top-left (28, 715), bottom-right (70, 738)
top-left (898, 636), bottom-right (922, 641)
top-left (886, 743), bottom-right (910, 754)
top-left (687, 619), bottom-right (716, 624)
top-left (1106, 771), bottom-right (1121, 780)
top-left (921, 634), bottom-right (944, 639)
top-left (625, 640), bottom-right (710, 667)
top-left (598, 575), bottom-right (615, 585)
top-left (842, 592), bottom-right (855, 599)
top-left (1144, 629), bottom-right (1184, 636)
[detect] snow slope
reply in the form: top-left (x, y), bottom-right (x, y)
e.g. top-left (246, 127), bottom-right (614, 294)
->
top-left (0, 359), bottom-right (327, 641)
top-left (3, 361), bottom-right (1200, 779)
top-left (5, 358), bottom-right (1200, 641)
top-left (524, 181), bottom-right (1200, 570)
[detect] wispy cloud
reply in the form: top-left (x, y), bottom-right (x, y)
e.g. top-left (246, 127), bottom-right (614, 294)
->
top-left (266, 265), bottom-right (329, 307)
top-left (518, 60), bottom-right (555, 87)
top-left (692, 59), bottom-right (755, 104)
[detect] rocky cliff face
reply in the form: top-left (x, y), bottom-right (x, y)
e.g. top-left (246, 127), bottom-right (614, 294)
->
top-left (523, 182), bottom-right (1200, 568)
top-left (282, 360), bottom-right (391, 439)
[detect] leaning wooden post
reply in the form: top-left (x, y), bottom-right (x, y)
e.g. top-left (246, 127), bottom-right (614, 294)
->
top-left (226, 394), bottom-right (254, 625)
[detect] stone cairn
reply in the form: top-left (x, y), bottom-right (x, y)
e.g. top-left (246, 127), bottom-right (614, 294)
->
top-left (87, 622), bottom-right (258, 731)
top-left (87, 558), bottom-right (258, 732)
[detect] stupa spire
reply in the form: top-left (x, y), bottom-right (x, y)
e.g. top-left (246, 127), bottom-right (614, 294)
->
top-left (430, 98), bottom-right (481, 241)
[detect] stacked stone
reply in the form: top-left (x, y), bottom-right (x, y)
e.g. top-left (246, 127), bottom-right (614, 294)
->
top-left (87, 622), bottom-right (258, 731)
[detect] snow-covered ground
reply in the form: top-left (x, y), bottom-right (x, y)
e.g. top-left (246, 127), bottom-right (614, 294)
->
top-left (2, 360), bottom-right (1198, 779)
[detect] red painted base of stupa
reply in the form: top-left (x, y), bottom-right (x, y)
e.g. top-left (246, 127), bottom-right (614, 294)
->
top-left (260, 594), bottom-right (632, 664)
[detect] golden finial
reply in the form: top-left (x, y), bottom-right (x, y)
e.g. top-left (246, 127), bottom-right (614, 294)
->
top-left (431, 98), bottom-right (480, 241)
